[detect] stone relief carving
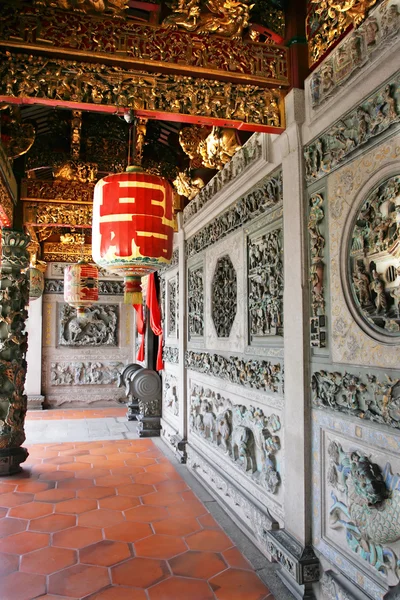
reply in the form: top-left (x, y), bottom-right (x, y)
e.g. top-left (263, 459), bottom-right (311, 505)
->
top-left (308, 193), bottom-right (327, 348)
top-left (167, 277), bottom-right (178, 338)
top-left (266, 529), bottom-right (320, 586)
top-left (349, 174), bottom-right (400, 338)
top-left (45, 279), bottom-right (124, 295)
top-left (59, 304), bottom-right (118, 347)
top-left (312, 370), bottom-right (400, 429)
top-left (310, 1), bottom-right (400, 110)
top-left (158, 248), bottom-right (179, 276)
top-left (185, 351), bottom-right (282, 393)
top-left (189, 385), bottom-right (281, 493)
top-left (163, 346), bottom-right (179, 364)
top-left (50, 263), bottom-right (118, 278)
top-left (328, 441), bottom-right (400, 585)
top-left (212, 255), bottom-right (237, 338)
top-left (320, 572), bottom-right (353, 600)
top-left (163, 374), bottom-right (179, 417)
top-left (248, 228), bottom-right (283, 338)
top-left (183, 133), bottom-right (262, 222)
top-left (188, 266), bottom-right (204, 337)
top-left (186, 170), bottom-right (283, 258)
top-left (304, 75), bottom-right (400, 183)
top-left (50, 361), bottom-right (124, 385)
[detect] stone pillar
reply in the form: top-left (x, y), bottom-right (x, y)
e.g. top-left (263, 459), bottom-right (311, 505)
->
top-left (177, 213), bottom-right (187, 461)
top-left (266, 90), bottom-right (320, 599)
top-left (25, 295), bottom-right (45, 409)
top-left (0, 229), bottom-right (30, 476)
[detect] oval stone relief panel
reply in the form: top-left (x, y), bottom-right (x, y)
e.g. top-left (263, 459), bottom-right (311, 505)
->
top-left (212, 255), bottom-right (237, 338)
top-left (349, 174), bottom-right (400, 340)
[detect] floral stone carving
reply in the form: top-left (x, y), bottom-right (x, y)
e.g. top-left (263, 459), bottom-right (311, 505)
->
top-left (59, 304), bottom-right (118, 346)
top-left (164, 374), bottom-right (179, 417)
top-left (167, 277), bottom-right (178, 338)
top-left (248, 228), bottom-right (283, 338)
top-left (50, 361), bottom-right (124, 385)
top-left (312, 370), bottom-right (400, 429)
top-left (328, 441), bottom-right (400, 585)
top-left (349, 174), bottom-right (400, 339)
top-left (190, 385), bottom-right (281, 494)
top-left (212, 255), bottom-right (237, 338)
top-left (0, 229), bottom-right (30, 475)
top-left (308, 193), bottom-right (327, 348)
top-left (185, 351), bottom-right (282, 393)
top-left (188, 266), bottom-right (204, 337)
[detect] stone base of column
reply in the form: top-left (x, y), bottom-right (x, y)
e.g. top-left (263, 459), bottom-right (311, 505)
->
top-left (0, 446), bottom-right (29, 476)
top-left (137, 415), bottom-right (161, 437)
top-left (126, 396), bottom-right (140, 421)
top-left (266, 530), bottom-right (320, 600)
top-left (27, 395), bottom-right (45, 410)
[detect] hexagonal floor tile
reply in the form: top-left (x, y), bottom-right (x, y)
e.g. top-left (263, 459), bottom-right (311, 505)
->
top-left (54, 498), bottom-right (98, 514)
top-left (99, 495), bottom-right (140, 511)
top-left (168, 502), bottom-right (207, 518)
top-left (134, 472), bottom-right (170, 485)
top-left (38, 470), bottom-right (75, 481)
top-left (169, 550), bottom-right (227, 579)
top-left (104, 521), bottom-right (152, 542)
top-left (0, 552), bottom-right (19, 576)
top-left (9, 502), bottom-right (54, 520)
top-left (135, 534), bottom-right (187, 559)
top-left (222, 547), bottom-right (252, 570)
top-left (49, 564), bottom-right (110, 598)
top-left (80, 540), bottom-right (131, 566)
top-left (155, 480), bottom-right (189, 494)
top-left (75, 468), bottom-right (111, 479)
top-left (142, 492), bottom-right (183, 507)
top-left (34, 489), bottom-right (76, 503)
top-left (77, 486), bottom-right (116, 499)
top-left (186, 530), bottom-right (233, 552)
top-left (29, 513), bottom-right (76, 533)
top-left (0, 570), bottom-right (46, 600)
top-left (90, 587), bottom-right (147, 600)
top-left (153, 516), bottom-right (201, 536)
top-left (0, 492), bottom-right (34, 507)
top-left (0, 517), bottom-right (27, 538)
top-left (53, 526), bottom-right (103, 549)
top-left (0, 531), bottom-right (49, 554)
top-left (117, 483), bottom-right (155, 497)
top-left (57, 478), bottom-right (95, 490)
top-left (124, 505), bottom-right (168, 523)
top-left (209, 568), bottom-right (271, 600)
top-left (94, 475), bottom-right (133, 487)
top-left (20, 546), bottom-right (77, 575)
top-left (148, 576), bottom-right (214, 600)
top-left (198, 513), bottom-right (222, 530)
top-left (15, 481), bottom-right (51, 493)
top-left (78, 508), bottom-right (125, 528)
top-left (111, 557), bottom-right (169, 588)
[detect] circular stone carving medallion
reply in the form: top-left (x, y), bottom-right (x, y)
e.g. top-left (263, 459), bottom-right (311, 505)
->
top-left (348, 175), bottom-right (400, 341)
top-left (212, 255), bottom-right (237, 337)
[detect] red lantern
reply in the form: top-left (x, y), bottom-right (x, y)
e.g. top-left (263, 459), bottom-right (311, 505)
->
top-left (64, 262), bottom-right (99, 318)
top-left (92, 166), bottom-right (174, 304)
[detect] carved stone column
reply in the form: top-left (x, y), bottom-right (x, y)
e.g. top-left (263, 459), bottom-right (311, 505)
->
top-left (0, 229), bottom-right (30, 476)
top-left (25, 294), bottom-right (45, 409)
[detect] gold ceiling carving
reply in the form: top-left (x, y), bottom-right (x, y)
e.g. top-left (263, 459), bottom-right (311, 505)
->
top-left (0, 3), bottom-right (289, 88)
top-left (0, 178), bottom-right (14, 227)
top-left (1, 52), bottom-right (284, 130)
top-left (173, 171), bottom-right (205, 200)
top-left (33, 0), bottom-right (129, 15)
top-left (21, 179), bottom-right (95, 204)
top-left (43, 242), bottom-right (93, 262)
top-left (23, 201), bottom-right (93, 227)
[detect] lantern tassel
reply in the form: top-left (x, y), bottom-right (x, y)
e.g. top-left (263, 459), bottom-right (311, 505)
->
top-left (125, 276), bottom-right (142, 306)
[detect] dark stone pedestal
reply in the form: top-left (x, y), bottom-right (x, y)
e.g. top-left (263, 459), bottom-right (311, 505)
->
top-left (126, 396), bottom-right (140, 421)
top-left (137, 415), bottom-right (161, 437)
top-left (0, 447), bottom-right (29, 476)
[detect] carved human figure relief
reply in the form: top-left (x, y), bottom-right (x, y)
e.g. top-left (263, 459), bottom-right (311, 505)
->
top-left (59, 304), bottom-right (118, 346)
top-left (188, 266), bottom-right (204, 337)
top-left (212, 255), bottom-right (237, 338)
top-left (163, 374), bottom-right (179, 417)
top-left (167, 277), bottom-right (178, 338)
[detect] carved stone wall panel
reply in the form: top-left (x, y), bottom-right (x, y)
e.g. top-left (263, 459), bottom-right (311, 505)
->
top-left (163, 372), bottom-right (179, 422)
top-left (212, 255), bottom-right (237, 339)
top-left (58, 304), bottom-right (118, 347)
top-left (166, 274), bottom-right (179, 341)
top-left (48, 262), bottom-right (121, 280)
top-left (188, 264), bottom-right (204, 340)
top-left (248, 226), bottom-right (283, 342)
top-left (312, 409), bottom-right (400, 599)
top-left (328, 133), bottom-right (400, 368)
top-left (49, 361), bottom-right (124, 386)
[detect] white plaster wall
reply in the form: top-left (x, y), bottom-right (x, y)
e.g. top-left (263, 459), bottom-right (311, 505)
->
top-left (25, 297), bottom-right (43, 398)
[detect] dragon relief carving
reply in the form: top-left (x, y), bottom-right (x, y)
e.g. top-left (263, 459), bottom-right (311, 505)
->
top-left (248, 228), bottom-right (283, 338)
top-left (328, 441), bottom-right (400, 585)
top-left (59, 304), bottom-right (118, 347)
top-left (190, 384), bottom-right (281, 493)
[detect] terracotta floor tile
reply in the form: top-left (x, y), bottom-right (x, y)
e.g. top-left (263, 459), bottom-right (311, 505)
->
top-left (0, 482), bottom-right (18, 494)
top-left (134, 472), bottom-right (170, 485)
top-left (168, 502), bottom-right (208, 518)
top-left (99, 495), bottom-right (140, 511)
top-left (0, 517), bottom-right (27, 538)
top-left (75, 455), bottom-right (109, 465)
top-left (111, 556), bottom-right (169, 588)
top-left (57, 478), bottom-right (95, 489)
top-left (15, 481), bottom-right (50, 493)
top-left (148, 576), bottom-right (214, 600)
top-left (90, 586), bottom-right (147, 600)
top-left (0, 507), bottom-right (8, 518)
top-left (53, 526), bottom-right (103, 549)
top-left (222, 547), bottom-right (253, 570)
top-left (124, 457), bottom-right (157, 467)
top-left (29, 513), bottom-right (76, 532)
top-left (0, 492), bottom-right (34, 507)
top-left (35, 489), bottom-right (76, 503)
top-left (74, 468), bottom-right (111, 479)
top-left (0, 530), bottom-right (49, 554)
top-left (186, 530), bottom-right (233, 552)
top-left (135, 534), bottom-right (187, 559)
top-left (80, 540), bottom-right (131, 566)
top-left (169, 550), bottom-right (228, 579)
top-left (110, 466), bottom-right (144, 476)
top-left (20, 546), bottom-right (77, 575)
top-left (142, 492), bottom-right (183, 507)
top-left (48, 563), bottom-right (110, 597)
top-left (0, 551), bottom-right (19, 576)
top-left (209, 568), bottom-right (270, 600)
top-left (0, 570), bottom-right (46, 600)
top-left (198, 513), bottom-right (222, 530)
top-left (77, 486), bottom-right (116, 499)
top-left (145, 463), bottom-right (178, 474)
top-left (104, 521), bottom-right (152, 542)
top-left (124, 505), bottom-right (169, 522)
top-left (60, 462), bottom-right (93, 471)
top-left (153, 516), bottom-right (201, 536)
top-left (155, 480), bottom-right (190, 493)
top-left (140, 450), bottom-right (164, 459)
top-left (55, 498), bottom-right (98, 514)
top-left (38, 471), bottom-right (75, 481)
top-left (95, 475), bottom-right (133, 487)
top-left (78, 508), bottom-right (125, 528)
top-left (9, 502), bottom-right (54, 520)
top-left (117, 483), bottom-right (155, 497)
top-left (44, 456), bottom-right (75, 465)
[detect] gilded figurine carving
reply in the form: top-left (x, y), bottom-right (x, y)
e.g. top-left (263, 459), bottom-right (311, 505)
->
top-left (173, 171), bottom-right (205, 200)
top-left (33, 0), bottom-right (129, 15)
top-left (198, 127), bottom-right (242, 170)
top-left (179, 126), bottom-right (210, 168)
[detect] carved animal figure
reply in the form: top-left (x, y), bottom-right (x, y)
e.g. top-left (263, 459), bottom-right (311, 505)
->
top-left (231, 426), bottom-right (255, 472)
top-left (199, 127), bottom-right (241, 170)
